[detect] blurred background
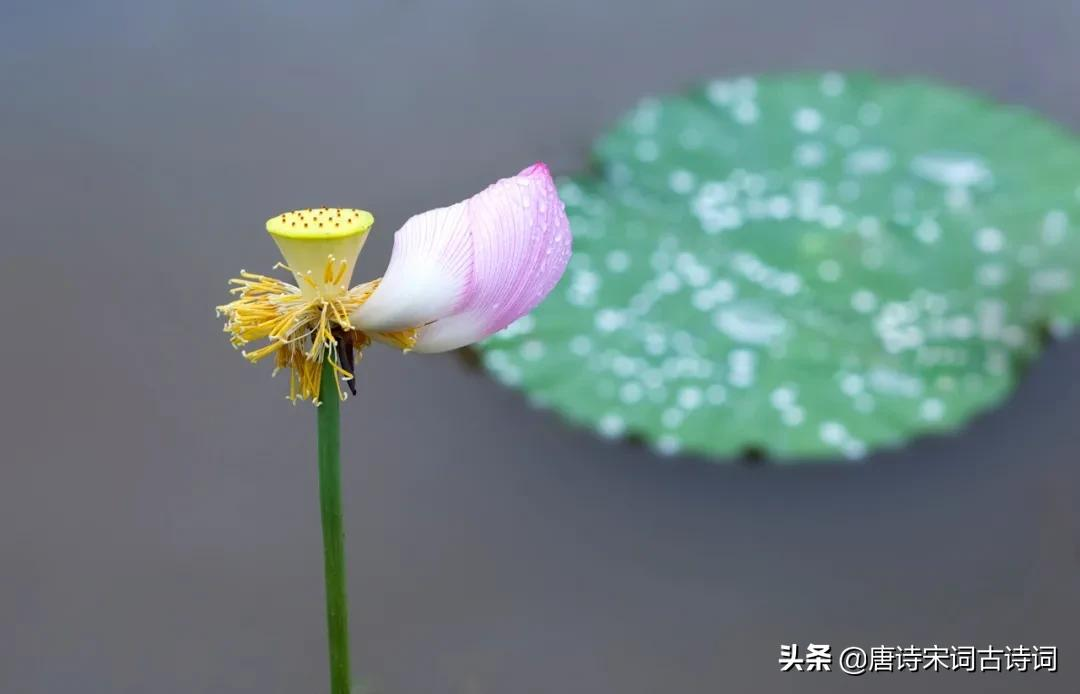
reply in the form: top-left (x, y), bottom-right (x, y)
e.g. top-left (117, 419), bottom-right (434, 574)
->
top-left (2, 1), bottom-right (1079, 692)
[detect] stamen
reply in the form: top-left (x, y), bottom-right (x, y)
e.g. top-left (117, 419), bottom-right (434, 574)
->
top-left (219, 263), bottom-right (400, 402)
top-left (332, 259), bottom-right (348, 286)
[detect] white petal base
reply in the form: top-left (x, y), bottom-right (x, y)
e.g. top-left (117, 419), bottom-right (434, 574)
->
top-left (411, 311), bottom-right (486, 353)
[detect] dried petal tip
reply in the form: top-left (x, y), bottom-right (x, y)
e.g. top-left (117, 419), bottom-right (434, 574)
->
top-left (520, 161), bottom-right (550, 176)
top-left (266, 208), bottom-right (374, 299)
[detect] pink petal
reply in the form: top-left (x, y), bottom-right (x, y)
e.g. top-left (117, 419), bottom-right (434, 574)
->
top-left (413, 162), bottom-right (572, 352)
top-left (352, 163), bottom-right (572, 352)
top-left (350, 200), bottom-right (472, 331)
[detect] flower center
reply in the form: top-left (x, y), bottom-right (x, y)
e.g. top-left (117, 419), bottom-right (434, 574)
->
top-left (267, 208), bottom-right (374, 300)
top-left (218, 257), bottom-right (418, 404)
top-left (266, 207), bottom-right (374, 240)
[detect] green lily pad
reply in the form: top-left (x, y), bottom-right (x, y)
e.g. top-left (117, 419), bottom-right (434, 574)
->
top-left (478, 73), bottom-right (1080, 461)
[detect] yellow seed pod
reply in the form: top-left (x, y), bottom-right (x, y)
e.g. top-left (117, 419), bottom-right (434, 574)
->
top-left (266, 208), bottom-right (374, 299)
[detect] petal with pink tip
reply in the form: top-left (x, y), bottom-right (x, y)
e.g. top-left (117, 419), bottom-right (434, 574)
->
top-left (351, 163), bottom-right (572, 351)
top-left (350, 200), bottom-right (472, 332)
top-left (413, 163), bottom-right (572, 352)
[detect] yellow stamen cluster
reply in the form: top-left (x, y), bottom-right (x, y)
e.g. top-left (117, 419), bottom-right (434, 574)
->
top-left (217, 255), bottom-right (417, 404)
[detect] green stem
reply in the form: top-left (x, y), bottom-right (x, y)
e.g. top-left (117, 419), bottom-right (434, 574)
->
top-left (317, 360), bottom-right (351, 694)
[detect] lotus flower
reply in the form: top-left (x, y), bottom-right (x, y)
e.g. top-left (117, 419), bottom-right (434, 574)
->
top-left (218, 162), bottom-right (572, 402)
top-left (216, 162), bottom-right (572, 694)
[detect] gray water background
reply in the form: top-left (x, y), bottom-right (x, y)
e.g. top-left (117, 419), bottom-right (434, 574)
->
top-left (2, 1), bottom-right (1079, 692)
